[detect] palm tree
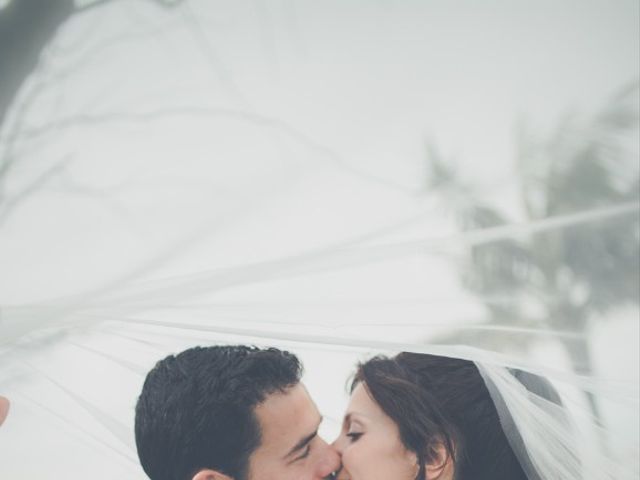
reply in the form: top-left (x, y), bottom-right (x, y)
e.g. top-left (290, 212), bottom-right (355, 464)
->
top-left (427, 83), bottom-right (640, 423)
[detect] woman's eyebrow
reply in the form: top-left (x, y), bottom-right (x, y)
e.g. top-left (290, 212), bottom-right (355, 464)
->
top-left (343, 412), bottom-right (366, 426)
top-left (343, 413), bottom-right (352, 427)
top-left (345, 412), bottom-right (367, 420)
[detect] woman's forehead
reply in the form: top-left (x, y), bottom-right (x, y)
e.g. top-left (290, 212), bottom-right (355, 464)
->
top-left (346, 383), bottom-right (385, 421)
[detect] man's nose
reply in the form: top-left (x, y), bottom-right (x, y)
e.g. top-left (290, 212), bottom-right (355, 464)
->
top-left (317, 439), bottom-right (342, 479)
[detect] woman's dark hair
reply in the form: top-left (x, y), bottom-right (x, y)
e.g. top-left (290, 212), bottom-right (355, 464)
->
top-left (135, 345), bottom-right (302, 480)
top-left (352, 352), bottom-right (561, 480)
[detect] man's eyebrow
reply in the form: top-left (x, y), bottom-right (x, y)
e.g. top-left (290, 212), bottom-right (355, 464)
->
top-left (283, 416), bottom-right (322, 459)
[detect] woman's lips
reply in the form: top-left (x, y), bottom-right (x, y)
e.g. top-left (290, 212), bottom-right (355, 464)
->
top-left (334, 467), bottom-right (351, 480)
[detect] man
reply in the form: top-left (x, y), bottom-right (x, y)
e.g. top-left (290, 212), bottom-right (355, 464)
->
top-left (135, 345), bottom-right (340, 480)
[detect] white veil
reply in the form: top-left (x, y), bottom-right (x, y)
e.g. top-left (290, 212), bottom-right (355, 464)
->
top-left (0, 1), bottom-right (638, 479)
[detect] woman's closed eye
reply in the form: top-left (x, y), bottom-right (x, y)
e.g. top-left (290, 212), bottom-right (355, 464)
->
top-left (346, 432), bottom-right (363, 442)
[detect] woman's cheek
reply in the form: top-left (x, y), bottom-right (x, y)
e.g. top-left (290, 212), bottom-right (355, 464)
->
top-left (343, 442), bottom-right (368, 477)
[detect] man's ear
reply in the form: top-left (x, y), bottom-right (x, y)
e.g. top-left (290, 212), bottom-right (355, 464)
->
top-left (192, 469), bottom-right (234, 480)
top-left (424, 443), bottom-right (454, 480)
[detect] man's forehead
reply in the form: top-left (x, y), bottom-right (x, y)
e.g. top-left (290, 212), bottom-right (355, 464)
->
top-left (255, 383), bottom-right (321, 427)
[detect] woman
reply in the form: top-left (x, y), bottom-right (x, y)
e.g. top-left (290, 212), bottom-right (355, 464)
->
top-left (333, 352), bottom-right (563, 480)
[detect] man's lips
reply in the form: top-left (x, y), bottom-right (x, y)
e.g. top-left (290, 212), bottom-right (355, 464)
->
top-left (329, 466), bottom-right (351, 480)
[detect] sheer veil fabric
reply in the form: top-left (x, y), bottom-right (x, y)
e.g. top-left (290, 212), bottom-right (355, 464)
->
top-left (0, 1), bottom-right (638, 479)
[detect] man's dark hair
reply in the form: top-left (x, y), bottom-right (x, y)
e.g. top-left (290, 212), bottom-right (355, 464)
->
top-left (353, 352), bottom-right (563, 480)
top-left (134, 345), bottom-right (303, 480)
